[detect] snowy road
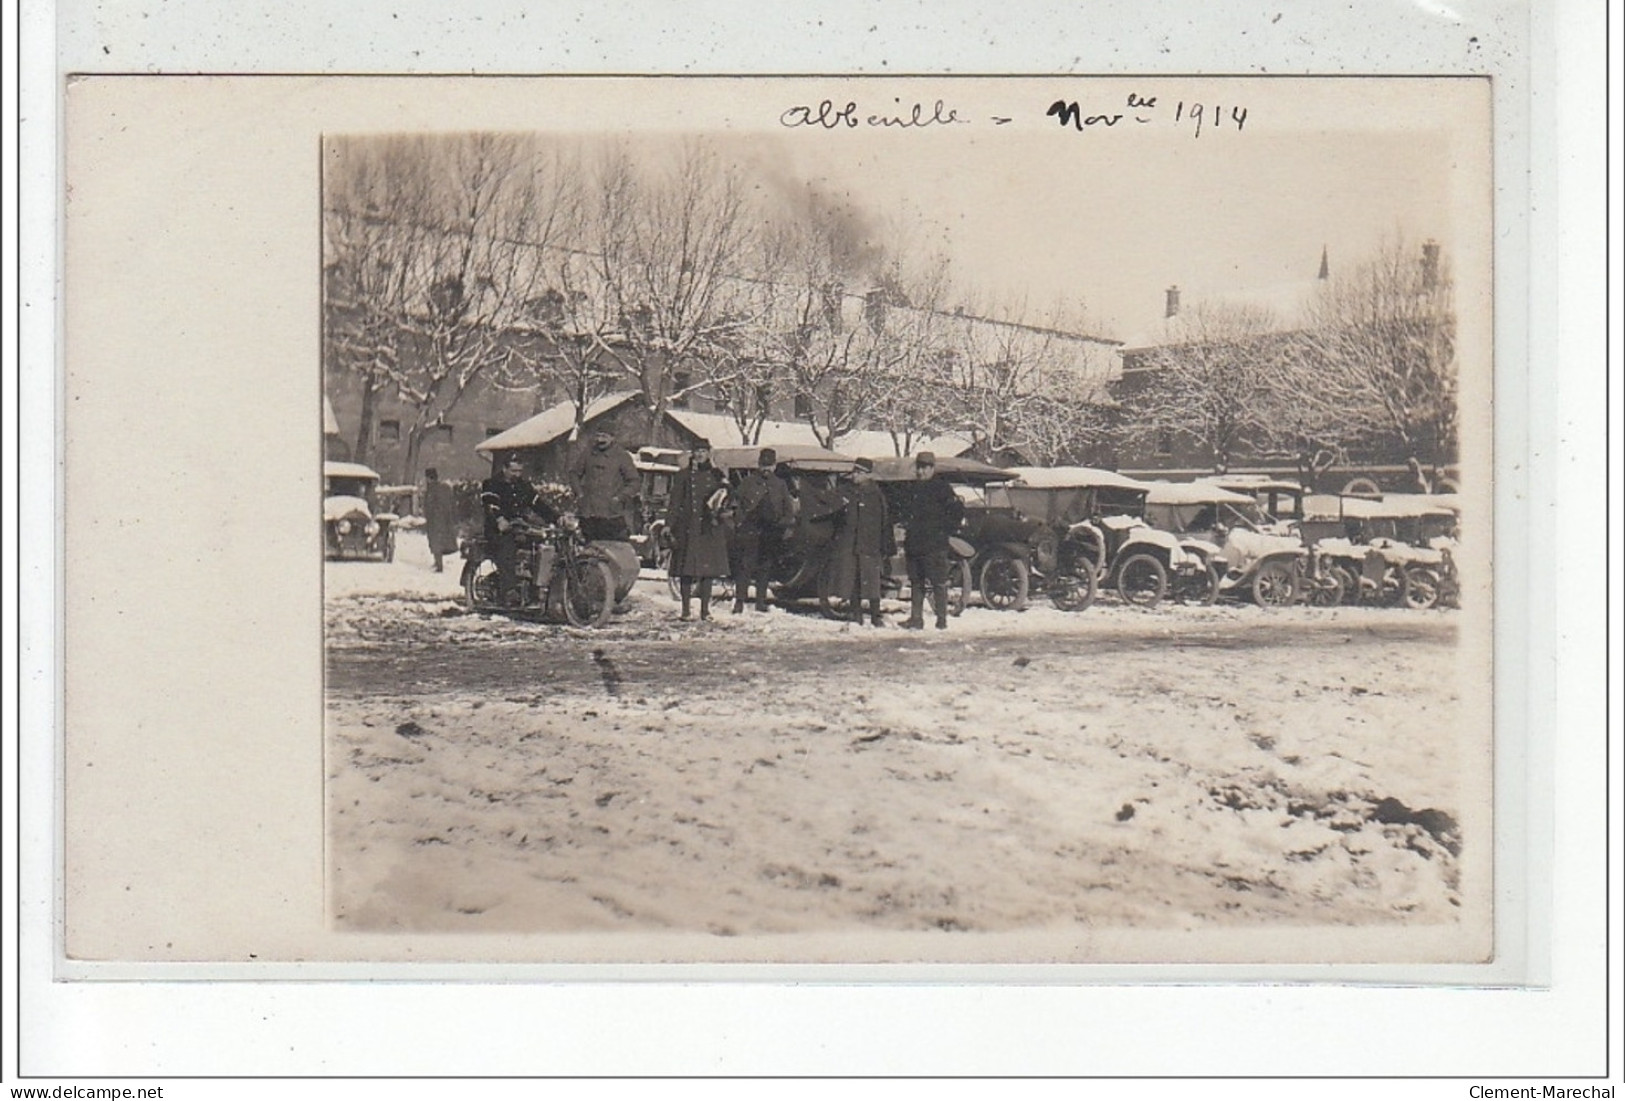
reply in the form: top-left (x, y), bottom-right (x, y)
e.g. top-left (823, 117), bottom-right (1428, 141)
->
top-left (322, 532), bottom-right (1483, 958)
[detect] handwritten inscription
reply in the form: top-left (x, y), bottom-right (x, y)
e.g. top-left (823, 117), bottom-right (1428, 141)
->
top-left (780, 99), bottom-right (969, 130)
top-left (1048, 93), bottom-right (1248, 137)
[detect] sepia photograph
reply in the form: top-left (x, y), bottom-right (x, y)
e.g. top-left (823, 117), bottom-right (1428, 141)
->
top-left (30, 0), bottom-right (1609, 1078)
top-left (307, 76), bottom-right (1494, 960)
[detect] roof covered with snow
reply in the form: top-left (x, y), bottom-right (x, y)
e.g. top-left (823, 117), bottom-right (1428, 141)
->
top-left (665, 408), bottom-right (972, 460)
top-left (1006, 466), bottom-right (1149, 491)
top-left (475, 391), bottom-right (642, 453)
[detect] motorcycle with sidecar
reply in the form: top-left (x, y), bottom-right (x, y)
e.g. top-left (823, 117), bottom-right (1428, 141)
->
top-left (460, 514), bottom-right (619, 627)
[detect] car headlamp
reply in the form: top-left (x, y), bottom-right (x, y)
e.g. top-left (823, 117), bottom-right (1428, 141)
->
top-left (337, 520), bottom-right (352, 535)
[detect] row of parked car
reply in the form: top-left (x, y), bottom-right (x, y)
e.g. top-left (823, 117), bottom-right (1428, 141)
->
top-left (635, 448), bottom-right (1462, 617)
top-left (323, 452), bottom-right (1462, 621)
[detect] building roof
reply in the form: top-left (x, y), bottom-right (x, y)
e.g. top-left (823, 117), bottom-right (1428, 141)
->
top-left (665, 408), bottom-right (973, 459)
top-left (1117, 279), bottom-right (1328, 353)
top-left (475, 391), bottom-right (642, 453)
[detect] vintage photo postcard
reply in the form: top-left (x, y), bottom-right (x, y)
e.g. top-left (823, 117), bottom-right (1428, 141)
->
top-left (63, 75), bottom-right (1497, 969)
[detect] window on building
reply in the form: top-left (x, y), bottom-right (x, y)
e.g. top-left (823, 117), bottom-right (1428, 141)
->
top-left (793, 392), bottom-right (812, 419)
top-left (755, 381), bottom-right (772, 415)
top-left (433, 424), bottom-right (454, 443)
top-left (378, 419), bottom-right (401, 441)
top-left (671, 372), bottom-right (692, 409)
top-left (486, 427), bottom-right (504, 438)
top-left (1156, 428), bottom-right (1174, 457)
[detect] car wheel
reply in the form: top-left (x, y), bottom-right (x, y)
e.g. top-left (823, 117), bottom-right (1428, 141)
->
top-left (1048, 569), bottom-right (1098, 612)
top-left (1171, 561), bottom-right (1219, 606)
top-left (1402, 566), bottom-right (1442, 610)
top-left (946, 556), bottom-right (973, 616)
top-left (1116, 553), bottom-right (1167, 608)
top-left (1328, 565), bottom-right (1359, 606)
top-left (562, 558), bottom-right (617, 628)
top-left (1250, 559), bottom-right (1298, 607)
top-left (1304, 566), bottom-right (1346, 607)
top-left (978, 553), bottom-right (1029, 611)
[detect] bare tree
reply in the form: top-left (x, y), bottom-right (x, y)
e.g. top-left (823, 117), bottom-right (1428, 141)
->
top-left (1122, 301), bottom-right (1282, 473)
top-left (937, 298), bottom-right (1116, 463)
top-left (324, 134), bottom-right (563, 481)
top-left (1299, 237), bottom-right (1458, 474)
top-left (576, 141), bottom-right (759, 436)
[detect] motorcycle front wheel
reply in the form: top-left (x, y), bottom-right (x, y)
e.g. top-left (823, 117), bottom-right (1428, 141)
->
top-left (561, 558), bottom-right (617, 628)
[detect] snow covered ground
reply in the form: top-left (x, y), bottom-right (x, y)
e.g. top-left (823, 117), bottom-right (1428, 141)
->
top-left (324, 530), bottom-right (1483, 961)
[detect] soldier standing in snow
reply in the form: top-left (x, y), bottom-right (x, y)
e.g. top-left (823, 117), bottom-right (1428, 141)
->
top-left (569, 428), bottom-right (639, 542)
top-left (422, 467), bottom-right (458, 573)
top-left (666, 441), bottom-right (731, 621)
top-left (899, 452), bottom-right (964, 630)
top-left (731, 448), bottom-right (795, 613)
top-left (830, 457), bottom-right (895, 627)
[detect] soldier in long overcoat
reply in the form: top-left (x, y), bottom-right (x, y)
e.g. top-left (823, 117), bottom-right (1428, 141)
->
top-left (829, 457), bottom-right (896, 626)
top-left (731, 448), bottom-right (795, 612)
top-left (422, 467), bottom-right (459, 573)
top-left (899, 452), bottom-right (965, 629)
top-left (666, 441), bottom-right (732, 621)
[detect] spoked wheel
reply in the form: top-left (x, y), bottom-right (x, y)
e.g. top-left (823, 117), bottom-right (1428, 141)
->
top-left (945, 556), bottom-right (973, 616)
top-left (1116, 553), bottom-right (1167, 608)
top-left (462, 558), bottom-right (502, 612)
top-left (561, 558), bottom-right (617, 628)
top-left (1047, 569), bottom-right (1098, 612)
top-left (1170, 561), bottom-right (1219, 606)
top-left (1303, 566), bottom-right (1348, 608)
top-left (1250, 560), bottom-right (1299, 607)
top-left (978, 553), bottom-right (1030, 612)
top-left (1402, 566), bottom-right (1442, 610)
top-left (1327, 565), bottom-right (1359, 606)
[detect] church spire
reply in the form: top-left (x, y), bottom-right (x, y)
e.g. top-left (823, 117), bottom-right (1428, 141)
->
top-left (1318, 244), bottom-right (1330, 281)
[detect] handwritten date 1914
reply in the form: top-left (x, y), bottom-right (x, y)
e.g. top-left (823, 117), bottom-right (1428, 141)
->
top-left (1048, 95), bottom-right (1248, 137)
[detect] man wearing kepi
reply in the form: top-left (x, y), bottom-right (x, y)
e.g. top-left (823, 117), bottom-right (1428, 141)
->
top-left (900, 451), bottom-right (964, 630)
top-left (732, 447), bottom-right (795, 613)
top-left (570, 428), bottom-right (639, 542)
top-left (831, 457), bottom-right (895, 627)
top-left (481, 455), bottom-right (558, 608)
top-left (666, 440), bottom-right (731, 621)
top-left (422, 466), bottom-right (458, 574)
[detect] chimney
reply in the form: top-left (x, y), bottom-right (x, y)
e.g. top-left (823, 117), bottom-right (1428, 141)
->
top-left (1164, 285), bottom-right (1181, 319)
top-left (1420, 240), bottom-right (1441, 290)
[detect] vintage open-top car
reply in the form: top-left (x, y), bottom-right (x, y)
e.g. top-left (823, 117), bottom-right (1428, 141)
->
top-left (1141, 480), bottom-right (1311, 606)
top-left (997, 467), bottom-right (1218, 609)
top-left (323, 461), bottom-right (397, 561)
top-left (1299, 493), bottom-right (1460, 609)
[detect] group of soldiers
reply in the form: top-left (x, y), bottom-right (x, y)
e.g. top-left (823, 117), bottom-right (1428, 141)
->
top-left (665, 441), bottom-right (965, 630)
top-left (455, 429), bottom-right (968, 627)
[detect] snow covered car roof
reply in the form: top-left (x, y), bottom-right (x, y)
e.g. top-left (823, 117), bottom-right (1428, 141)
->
top-left (1007, 466), bottom-right (1149, 491)
top-left (1304, 493), bottom-right (1459, 521)
top-left (1197, 475), bottom-right (1305, 496)
top-left (1143, 481), bottom-right (1257, 506)
top-left (710, 444), bottom-right (858, 473)
top-left (865, 454), bottom-right (1017, 484)
top-left (324, 461), bottom-right (381, 481)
